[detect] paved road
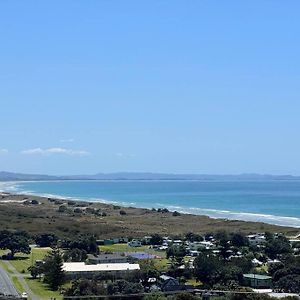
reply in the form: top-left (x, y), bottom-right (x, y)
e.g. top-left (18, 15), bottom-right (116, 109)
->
top-left (0, 265), bottom-right (18, 296)
top-left (2, 261), bottom-right (38, 300)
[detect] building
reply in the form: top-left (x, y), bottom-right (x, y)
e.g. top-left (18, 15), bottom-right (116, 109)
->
top-left (87, 254), bottom-right (127, 264)
top-left (247, 234), bottom-right (266, 246)
top-left (159, 275), bottom-right (181, 292)
top-left (188, 241), bottom-right (214, 251)
top-left (112, 237), bottom-right (129, 244)
top-left (243, 274), bottom-right (272, 288)
top-left (63, 262), bottom-right (140, 279)
top-left (128, 239), bottom-right (142, 247)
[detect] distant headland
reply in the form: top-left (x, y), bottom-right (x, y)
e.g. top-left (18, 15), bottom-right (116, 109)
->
top-left (0, 171), bottom-right (299, 181)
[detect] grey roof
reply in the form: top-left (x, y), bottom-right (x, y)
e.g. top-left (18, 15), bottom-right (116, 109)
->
top-left (88, 254), bottom-right (125, 260)
top-left (160, 275), bottom-right (175, 281)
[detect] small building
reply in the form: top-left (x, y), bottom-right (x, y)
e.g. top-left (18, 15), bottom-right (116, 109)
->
top-left (142, 236), bottom-right (152, 245)
top-left (128, 239), bottom-right (142, 247)
top-left (103, 239), bottom-right (114, 245)
top-left (63, 262), bottom-right (140, 279)
top-left (247, 234), bottom-right (266, 246)
top-left (189, 241), bottom-right (214, 251)
top-left (243, 274), bottom-right (272, 288)
top-left (251, 258), bottom-right (263, 266)
top-left (87, 254), bottom-right (127, 264)
top-left (113, 237), bottom-right (129, 244)
top-left (159, 275), bottom-right (181, 292)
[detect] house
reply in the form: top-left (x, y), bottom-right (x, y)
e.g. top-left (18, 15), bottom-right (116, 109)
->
top-left (142, 236), bottom-right (152, 245)
top-left (243, 274), bottom-right (272, 288)
top-left (247, 234), bottom-right (266, 246)
top-left (189, 250), bottom-right (199, 257)
top-left (267, 259), bottom-right (281, 266)
top-left (87, 254), bottom-right (127, 264)
top-left (128, 239), bottom-right (142, 247)
top-left (159, 275), bottom-right (181, 292)
top-left (251, 258), bottom-right (263, 266)
top-left (63, 262), bottom-right (140, 279)
top-left (113, 237), bottom-right (129, 244)
top-left (189, 241), bottom-right (214, 251)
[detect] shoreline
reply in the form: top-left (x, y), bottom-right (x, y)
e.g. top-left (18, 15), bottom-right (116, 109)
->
top-left (0, 191), bottom-right (299, 238)
top-left (1, 180), bottom-right (300, 228)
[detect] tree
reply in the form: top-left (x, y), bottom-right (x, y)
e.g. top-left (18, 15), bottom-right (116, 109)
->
top-left (0, 230), bottom-right (31, 258)
top-left (139, 259), bottom-right (159, 284)
top-left (231, 233), bottom-right (248, 247)
top-left (63, 248), bottom-right (87, 262)
top-left (61, 235), bottom-right (99, 254)
top-left (172, 293), bottom-right (198, 300)
top-left (65, 279), bottom-right (106, 296)
top-left (43, 248), bottom-right (65, 290)
top-left (185, 232), bottom-right (203, 242)
top-left (265, 236), bottom-right (292, 259)
top-left (194, 253), bottom-right (222, 286)
top-left (35, 233), bottom-right (58, 247)
top-left (275, 274), bottom-right (300, 293)
top-left (28, 265), bottom-right (43, 279)
top-left (143, 291), bottom-right (166, 300)
top-left (107, 280), bottom-right (144, 295)
top-left (150, 234), bottom-right (163, 245)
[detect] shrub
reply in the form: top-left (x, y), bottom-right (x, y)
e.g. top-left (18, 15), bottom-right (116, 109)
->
top-left (172, 211), bottom-right (181, 216)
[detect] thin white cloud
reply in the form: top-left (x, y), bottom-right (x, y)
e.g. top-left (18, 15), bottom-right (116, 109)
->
top-left (21, 147), bottom-right (90, 156)
top-left (115, 153), bottom-right (136, 158)
top-left (60, 138), bottom-right (75, 143)
top-left (0, 149), bottom-right (8, 154)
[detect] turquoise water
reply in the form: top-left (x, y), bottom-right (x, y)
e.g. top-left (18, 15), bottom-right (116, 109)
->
top-left (1, 180), bottom-right (300, 227)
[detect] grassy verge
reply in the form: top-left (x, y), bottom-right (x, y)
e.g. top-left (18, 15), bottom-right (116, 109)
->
top-left (12, 276), bottom-right (26, 293)
top-left (0, 260), bottom-right (13, 273)
top-left (25, 278), bottom-right (63, 300)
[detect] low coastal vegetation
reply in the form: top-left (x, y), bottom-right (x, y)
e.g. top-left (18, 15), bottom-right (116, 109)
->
top-left (0, 193), bottom-right (298, 239)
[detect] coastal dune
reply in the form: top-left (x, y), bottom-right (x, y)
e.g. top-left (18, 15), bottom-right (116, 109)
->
top-left (0, 193), bottom-right (299, 238)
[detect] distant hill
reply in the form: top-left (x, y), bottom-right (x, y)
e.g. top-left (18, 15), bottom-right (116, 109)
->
top-left (0, 171), bottom-right (299, 181)
top-left (0, 171), bottom-right (58, 181)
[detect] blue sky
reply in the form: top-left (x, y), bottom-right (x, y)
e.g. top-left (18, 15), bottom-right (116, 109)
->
top-left (0, 1), bottom-right (300, 175)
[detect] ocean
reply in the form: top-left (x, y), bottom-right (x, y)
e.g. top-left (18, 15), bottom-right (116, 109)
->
top-left (1, 180), bottom-right (300, 228)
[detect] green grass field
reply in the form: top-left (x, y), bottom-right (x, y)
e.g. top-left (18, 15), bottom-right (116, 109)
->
top-left (100, 243), bottom-right (166, 258)
top-left (10, 248), bottom-right (51, 274)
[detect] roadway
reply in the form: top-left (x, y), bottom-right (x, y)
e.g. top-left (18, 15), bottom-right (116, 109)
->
top-left (0, 265), bottom-right (18, 297)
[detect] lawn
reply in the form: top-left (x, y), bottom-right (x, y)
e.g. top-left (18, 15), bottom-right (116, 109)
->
top-left (0, 249), bottom-right (9, 256)
top-left (186, 278), bottom-right (202, 286)
top-left (25, 278), bottom-right (63, 300)
top-left (10, 247), bottom-right (51, 274)
top-left (153, 258), bottom-right (170, 272)
top-left (100, 243), bottom-right (166, 258)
